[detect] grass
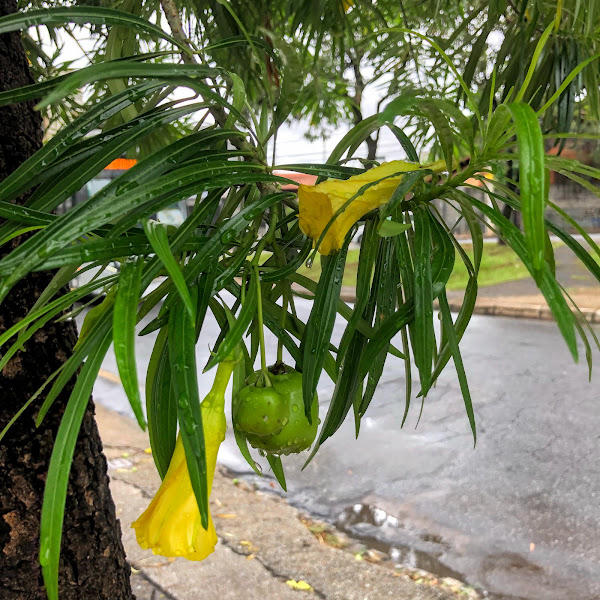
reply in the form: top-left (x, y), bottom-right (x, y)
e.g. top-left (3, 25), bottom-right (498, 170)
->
top-left (297, 243), bottom-right (532, 291)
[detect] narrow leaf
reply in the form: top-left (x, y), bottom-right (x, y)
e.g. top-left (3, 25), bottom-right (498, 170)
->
top-left (299, 240), bottom-right (349, 421)
top-left (113, 258), bottom-right (145, 429)
top-left (40, 328), bottom-right (113, 600)
top-left (168, 303), bottom-right (209, 528)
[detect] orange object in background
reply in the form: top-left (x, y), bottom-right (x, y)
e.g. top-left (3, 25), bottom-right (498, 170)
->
top-left (105, 157), bottom-right (137, 170)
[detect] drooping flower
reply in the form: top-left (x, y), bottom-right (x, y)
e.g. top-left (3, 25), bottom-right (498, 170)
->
top-left (132, 360), bottom-right (235, 561)
top-left (298, 160), bottom-right (440, 255)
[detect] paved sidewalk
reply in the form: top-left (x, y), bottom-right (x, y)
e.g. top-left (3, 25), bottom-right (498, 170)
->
top-left (97, 405), bottom-right (479, 600)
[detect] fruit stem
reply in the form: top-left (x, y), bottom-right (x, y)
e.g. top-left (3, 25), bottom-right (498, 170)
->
top-left (277, 281), bottom-right (289, 364)
top-left (253, 263), bottom-right (271, 387)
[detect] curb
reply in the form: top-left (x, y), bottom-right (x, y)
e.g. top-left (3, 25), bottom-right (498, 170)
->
top-left (337, 285), bottom-right (600, 324)
top-left (444, 299), bottom-right (600, 323)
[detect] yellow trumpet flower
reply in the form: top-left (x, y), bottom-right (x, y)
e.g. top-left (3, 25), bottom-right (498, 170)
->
top-left (298, 160), bottom-right (443, 255)
top-left (132, 359), bottom-right (235, 561)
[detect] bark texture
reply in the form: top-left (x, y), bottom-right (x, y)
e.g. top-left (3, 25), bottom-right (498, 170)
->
top-left (0, 1), bottom-right (134, 597)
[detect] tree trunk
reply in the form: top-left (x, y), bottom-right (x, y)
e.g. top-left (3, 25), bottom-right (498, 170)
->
top-left (0, 1), bottom-right (134, 598)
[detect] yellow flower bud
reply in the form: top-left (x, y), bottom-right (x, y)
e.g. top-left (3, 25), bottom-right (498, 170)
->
top-left (132, 360), bottom-right (235, 561)
top-left (298, 160), bottom-right (443, 255)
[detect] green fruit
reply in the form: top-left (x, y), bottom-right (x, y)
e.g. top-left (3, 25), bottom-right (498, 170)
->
top-left (237, 366), bottom-right (319, 456)
top-left (232, 385), bottom-right (288, 437)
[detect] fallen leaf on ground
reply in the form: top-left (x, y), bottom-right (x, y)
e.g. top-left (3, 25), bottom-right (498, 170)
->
top-left (286, 580), bottom-right (313, 591)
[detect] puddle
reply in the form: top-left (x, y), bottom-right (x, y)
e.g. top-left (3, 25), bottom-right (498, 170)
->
top-left (335, 503), bottom-right (467, 583)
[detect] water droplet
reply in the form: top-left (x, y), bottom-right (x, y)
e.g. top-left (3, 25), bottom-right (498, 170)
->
top-left (39, 544), bottom-right (51, 566)
top-left (292, 404), bottom-right (298, 413)
top-left (220, 230), bottom-right (235, 244)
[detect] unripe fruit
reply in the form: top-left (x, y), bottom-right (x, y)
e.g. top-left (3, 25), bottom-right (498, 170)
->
top-left (234, 366), bottom-right (319, 455)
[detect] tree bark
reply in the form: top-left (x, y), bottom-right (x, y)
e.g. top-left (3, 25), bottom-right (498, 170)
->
top-left (0, 1), bottom-right (134, 598)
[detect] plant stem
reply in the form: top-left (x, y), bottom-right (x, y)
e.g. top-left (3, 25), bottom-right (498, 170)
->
top-left (277, 282), bottom-right (289, 364)
top-left (253, 264), bottom-right (270, 386)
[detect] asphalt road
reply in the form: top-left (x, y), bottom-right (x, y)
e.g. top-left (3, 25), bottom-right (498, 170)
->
top-left (87, 301), bottom-right (600, 600)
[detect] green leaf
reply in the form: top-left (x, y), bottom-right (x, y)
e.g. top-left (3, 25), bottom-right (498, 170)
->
top-left (204, 272), bottom-right (257, 371)
top-left (385, 123), bottom-right (420, 163)
top-left (377, 219), bottom-right (412, 237)
top-left (146, 328), bottom-right (177, 478)
top-left (266, 454), bottom-right (287, 491)
top-left (360, 239), bottom-right (398, 416)
top-left (0, 7), bottom-right (187, 51)
top-left (27, 103), bottom-right (208, 220)
top-left (36, 298), bottom-right (114, 427)
top-left (38, 62), bottom-right (217, 108)
top-left (336, 219), bottom-right (379, 367)
top-left (0, 165), bottom-right (273, 301)
top-left (143, 220), bottom-right (195, 319)
top-left (357, 300), bottom-right (414, 383)
top-left (233, 428), bottom-right (261, 476)
top-left (261, 238), bottom-right (312, 283)
top-left (417, 100), bottom-right (455, 176)
top-left (379, 170), bottom-right (429, 222)
top-left (412, 205), bottom-right (435, 395)
top-left (274, 164), bottom-right (362, 179)
top-left (168, 303), bottom-right (209, 528)
top-left (113, 258), bottom-right (146, 430)
top-left (400, 323), bottom-right (412, 427)
top-left (514, 23), bottom-right (554, 103)
top-left (299, 240), bottom-right (349, 421)
top-left (304, 328), bottom-right (368, 467)
top-left (0, 201), bottom-right (54, 225)
top-left (33, 237), bottom-right (207, 271)
top-left (505, 103), bottom-right (547, 279)
top-left (267, 40), bottom-right (303, 140)
top-left (40, 327), bottom-right (113, 600)
top-left (0, 82), bottom-right (162, 205)
top-left (0, 51), bottom-right (174, 107)
top-left (381, 97), bottom-right (454, 175)
top-left (326, 115), bottom-right (382, 166)
top-left (0, 274), bottom-right (112, 363)
top-left (438, 290), bottom-right (476, 444)
top-left (183, 191), bottom-right (295, 285)
top-left (469, 196), bottom-right (578, 361)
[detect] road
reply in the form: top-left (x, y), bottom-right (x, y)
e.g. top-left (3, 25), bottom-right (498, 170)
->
top-left (87, 301), bottom-right (600, 600)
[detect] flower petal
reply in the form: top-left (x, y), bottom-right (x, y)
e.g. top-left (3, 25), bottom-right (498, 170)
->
top-left (298, 160), bottom-right (424, 254)
top-left (133, 360), bottom-right (234, 561)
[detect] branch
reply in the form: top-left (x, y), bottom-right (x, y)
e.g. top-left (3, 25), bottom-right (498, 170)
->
top-left (160, 0), bottom-right (195, 64)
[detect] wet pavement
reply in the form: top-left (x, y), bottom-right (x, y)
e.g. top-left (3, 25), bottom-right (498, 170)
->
top-left (87, 300), bottom-right (600, 600)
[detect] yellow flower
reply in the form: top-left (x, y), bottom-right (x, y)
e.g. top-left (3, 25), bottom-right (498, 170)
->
top-left (298, 160), bottom-right (442, 255)
top-left (132, 360), bottom-right (235, 561)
